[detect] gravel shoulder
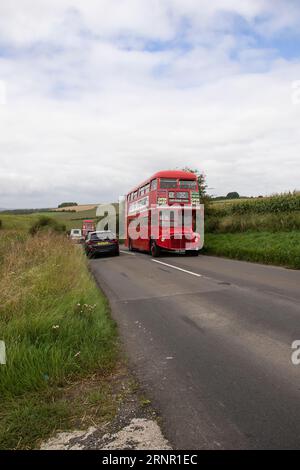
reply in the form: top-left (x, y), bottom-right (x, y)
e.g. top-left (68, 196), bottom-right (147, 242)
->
top-left (41, 364), bottom-right (171, 450)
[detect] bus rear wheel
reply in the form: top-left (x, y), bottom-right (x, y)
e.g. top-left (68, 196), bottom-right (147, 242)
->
top-left (150, 241), bottom-right (161, 258)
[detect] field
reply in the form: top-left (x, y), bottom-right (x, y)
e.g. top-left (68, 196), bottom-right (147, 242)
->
top-left (204, 193), bottom-right (300, 269)
top-left (54, 204), bottom-right (98, 212)
top-left (0, 222), bottom-right (119, 449)
top-left (0, 208), bottom-right (97, 232)
top-left (42, 209), bottom-right (98, 231)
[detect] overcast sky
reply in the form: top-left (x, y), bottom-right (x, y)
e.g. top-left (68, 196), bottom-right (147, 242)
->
top-left (0, 0), bottom-right (300, 208)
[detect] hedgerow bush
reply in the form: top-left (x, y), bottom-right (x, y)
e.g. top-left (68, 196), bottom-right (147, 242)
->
top-left (29, 216), bottom-right (66, 236)
top-left (204, 232), bottom-right (300, 269)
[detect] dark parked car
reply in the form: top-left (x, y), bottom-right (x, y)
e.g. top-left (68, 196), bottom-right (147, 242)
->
top-left (84, 231), bottom-right (120, 257)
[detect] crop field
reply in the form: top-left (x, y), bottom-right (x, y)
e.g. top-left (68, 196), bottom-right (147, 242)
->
top-left (0, 208), bottom-right (97, 232)
top-left (54, 204), bottom-right (98, 212)
top-left (38, 209), bottom-right (98, 231)
top-left (205, 193), bottom-right (300, 268)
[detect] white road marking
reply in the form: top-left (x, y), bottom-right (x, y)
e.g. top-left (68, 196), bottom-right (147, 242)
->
top-left (120, 250), bottom-right (135, 256)
top-left (152, 259), bottom-right (202, 277)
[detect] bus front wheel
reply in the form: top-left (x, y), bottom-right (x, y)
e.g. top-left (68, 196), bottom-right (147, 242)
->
top-left (128, 239), bottom-right (133, 252)
top-left (150, 241), bottom-right (161, 258)
top-left (188, 250), bottom-right (199, 256)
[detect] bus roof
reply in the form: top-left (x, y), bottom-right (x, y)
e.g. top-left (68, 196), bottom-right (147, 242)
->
top-left (127, 170), bottom-right (197, 195)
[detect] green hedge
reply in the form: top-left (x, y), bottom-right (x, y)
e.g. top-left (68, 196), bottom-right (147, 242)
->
top-left (204, 232), bottom-right (300, 269)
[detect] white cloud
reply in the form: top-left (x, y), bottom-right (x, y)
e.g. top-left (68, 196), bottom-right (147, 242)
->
top-left (0, 1), bottom-right (300, 207)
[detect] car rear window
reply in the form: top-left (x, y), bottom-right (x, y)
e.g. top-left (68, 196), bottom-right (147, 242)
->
top-left (91, 232), bottom-right (116, 240)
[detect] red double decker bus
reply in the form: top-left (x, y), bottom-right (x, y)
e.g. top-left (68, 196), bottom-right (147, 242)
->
top-left (125, 170), bottom-right (203, 257)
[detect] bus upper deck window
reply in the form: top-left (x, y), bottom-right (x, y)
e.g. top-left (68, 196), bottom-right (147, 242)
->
top-left (160, 179), bottom-right (177, 189)
top-left (151, 179), bottom-right (157, 190)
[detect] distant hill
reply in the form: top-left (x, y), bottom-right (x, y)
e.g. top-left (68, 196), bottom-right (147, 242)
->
top-left (0, 204), bottom-right (100, 215)
top-left (0, 208), bottom-right (52, 215)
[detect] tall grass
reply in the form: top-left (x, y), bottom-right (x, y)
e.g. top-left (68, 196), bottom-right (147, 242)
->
top-left (0, 233), bottom-right (116, 398)
top-left (0, 232), bottom-right (117, 448)
top-left (0, 214), bottom-right (40, 231)
top-left (204, 232), bottom-right (300, 269)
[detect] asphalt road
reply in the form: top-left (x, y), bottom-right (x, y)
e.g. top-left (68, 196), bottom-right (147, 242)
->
top-left (90, 249), bottom-right (300, 450)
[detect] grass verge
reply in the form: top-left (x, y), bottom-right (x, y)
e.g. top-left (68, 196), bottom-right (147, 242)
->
top-left (204, 231), bottom-right (300, 269)
top-left (0, 232), bottom-right (118, 449)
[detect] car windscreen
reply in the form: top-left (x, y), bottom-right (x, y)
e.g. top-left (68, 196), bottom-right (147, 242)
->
top-left (90, 232), bottom-right (116, 241)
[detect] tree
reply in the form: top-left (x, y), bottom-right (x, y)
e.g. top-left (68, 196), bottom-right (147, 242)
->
top-left (58, 202), bottom-right (78, 208)
top-left (226, 192), bottom-right (240, 199)
top-left (182, 167), bottom-right (208, 201)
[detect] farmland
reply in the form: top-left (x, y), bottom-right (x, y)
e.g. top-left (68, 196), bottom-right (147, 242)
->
top-left (0, 208), bottom-right (97, 232)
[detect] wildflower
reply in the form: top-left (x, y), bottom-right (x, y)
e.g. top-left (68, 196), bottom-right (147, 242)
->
top-left (74, 351), bottom-right (81, 358)
top-left (52, 325), bottom-right (59, 330)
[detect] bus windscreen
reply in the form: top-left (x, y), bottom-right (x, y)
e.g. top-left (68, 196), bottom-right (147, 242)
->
top-left (160, 179), bottom-right (177, 189)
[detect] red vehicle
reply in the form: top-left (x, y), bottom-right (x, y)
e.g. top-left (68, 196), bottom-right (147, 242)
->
top-left (82, 219), bottom-right (96, 238)
top-left (125, 170), bottom-right (203, 257)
